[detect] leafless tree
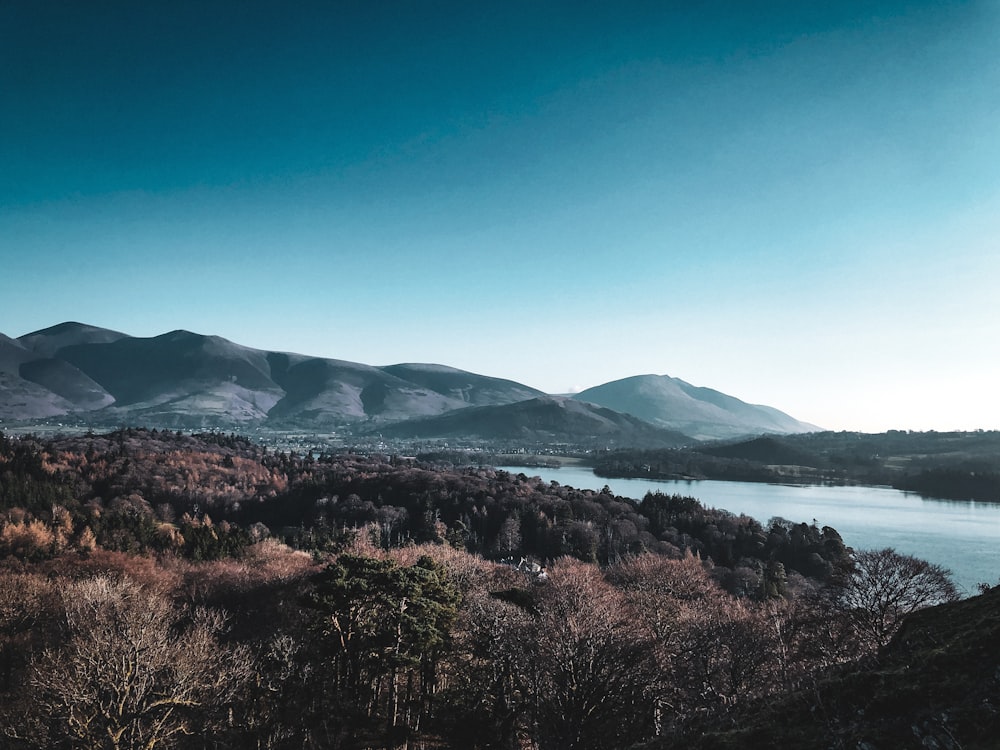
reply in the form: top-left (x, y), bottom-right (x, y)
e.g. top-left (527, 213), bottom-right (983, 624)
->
top-left (842, 547), bottom-right (959, 650)
top-left (26, 575), bottom-right (253, 750)
top-left (527, 557), bottom-right (660, 750)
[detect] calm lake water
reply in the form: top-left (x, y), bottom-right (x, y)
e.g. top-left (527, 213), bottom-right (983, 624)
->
top-left (498, 465), bottom-right (1000, 596)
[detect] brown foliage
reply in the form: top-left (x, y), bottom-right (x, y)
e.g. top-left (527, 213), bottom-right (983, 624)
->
top-left (527, 557), bottom-right (661, 750)
top-left (34, 549), bottom-right (185, 595)
top-left (0, 519), bottom-right (55, 560)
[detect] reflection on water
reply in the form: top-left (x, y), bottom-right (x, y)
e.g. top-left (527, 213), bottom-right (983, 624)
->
top-left (498, 466), bottom-right (1000, 596)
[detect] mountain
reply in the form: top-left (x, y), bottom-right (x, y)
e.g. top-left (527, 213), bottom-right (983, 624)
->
top-left (1, 323), bottom-right (815, 442)
top-left (0, 334), bottom-right (78, 420)
top-left (265, 355), bottom-right (503, 426)
top-left (572, 374), bottom-right (819, 440)
top-left (0, 324), bottom-right (545, 429)
top-left (18, 321), bottom-right (129, 357)
top-left (52, 330), bottom-right (287, 426)
top-left (376, 396), bottom-right (692, 447)
top-left (1, 326), bottom-right (117, 420)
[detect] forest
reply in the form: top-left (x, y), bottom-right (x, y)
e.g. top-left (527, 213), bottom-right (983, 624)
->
top-left (0, 428), bottom-right (983, 749)
top-left (593, 430), bottom-right (1000, 501)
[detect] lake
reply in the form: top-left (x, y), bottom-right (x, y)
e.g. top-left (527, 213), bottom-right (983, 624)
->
top-left (498, 465), bottom-right (1000, 596)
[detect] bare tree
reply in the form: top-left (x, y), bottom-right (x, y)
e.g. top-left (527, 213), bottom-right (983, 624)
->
top-left (842, 547), bottom-right (959, 650)
top-left (669, 596), bottom-right (778, 712)
top-left (439, 587), bottom-right (536, 750)
top-left (27, 575), bottom-right (253, 750)
top-left (527, 557), bottom-right (660, 750)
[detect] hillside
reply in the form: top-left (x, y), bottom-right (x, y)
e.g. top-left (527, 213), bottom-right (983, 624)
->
top-left (1, 323), bottom-right (544, 430)
top-left (0, 427), bottom-right (846, 581)
top-left (377, 395), bottom-right (692, 448)
top-left (664, 585), bottom-right (1000, 749)
top-left (0, 332), bottom-right (105, 420)
top-left (380, 363), bottom-right (543, 407)
top-left (574, 374), bottom-right (819, 440)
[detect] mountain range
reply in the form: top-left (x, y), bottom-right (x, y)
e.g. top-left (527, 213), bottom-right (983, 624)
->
top-left (0, 322), bottom-right (818, 443)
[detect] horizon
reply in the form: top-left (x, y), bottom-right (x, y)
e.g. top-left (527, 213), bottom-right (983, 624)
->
top-left (4, 317), bottom-right (990, 436)
top-left (4, 1), bottom-right (1000, 434)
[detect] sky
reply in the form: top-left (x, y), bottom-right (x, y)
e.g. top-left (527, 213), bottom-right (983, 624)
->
top-left (2, 0), bottom-right (999, 433)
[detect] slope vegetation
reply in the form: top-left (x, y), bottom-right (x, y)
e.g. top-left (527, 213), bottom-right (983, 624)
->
top-left (378, 395), bottom-right (692, 447)
top-left (667, 586), bottom-right (1000, 749)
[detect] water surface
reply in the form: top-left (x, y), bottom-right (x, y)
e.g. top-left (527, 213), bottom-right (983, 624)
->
top-left (499, 465), bottom-right (1000, 595)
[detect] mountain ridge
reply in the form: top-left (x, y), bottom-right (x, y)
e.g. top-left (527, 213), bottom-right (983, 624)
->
top-left (573, 373), bottom-right (818, 440)
top-left (1, 323), bottom-right (817, 442)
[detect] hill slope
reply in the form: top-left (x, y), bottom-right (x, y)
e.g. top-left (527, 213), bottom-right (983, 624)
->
top-left (0, 325), bottom-right (545, 429)
top-left (574, 374), bottom-right (819, 440)
top-left (666, 585), bottom-right (1000, 749)
top-left (380, 363), bottom-right (544, 407)
top-left (1, 327), bottom-right (116, 420)
top-left (378, 395), bottom-right (692, 447)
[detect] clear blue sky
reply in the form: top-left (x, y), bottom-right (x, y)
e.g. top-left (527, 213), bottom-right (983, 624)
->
top-left (3, 0), bottom-right (999, 432)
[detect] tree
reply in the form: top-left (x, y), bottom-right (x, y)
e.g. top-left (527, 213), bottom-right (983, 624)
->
top-left (842, 547), bottom-right (959, 650)
top-left (493, 516), bottom-right (522, 558)
top-left (526, 558), bottom-right (660, 750)
top-left (0, 571), bottom-right (60, 737)
top-left (606, 551), bottom-right (719, 643)
top-left (669, 597), bottom-right (777, 711)
top-left (437, 587), bottom-right (535, 750)
top-left (306, 554), bottom-right (459, 748)
top-left (27, 575), bottom-right (253, 750)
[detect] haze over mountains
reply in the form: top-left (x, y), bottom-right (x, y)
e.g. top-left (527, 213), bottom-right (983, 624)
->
top-left (0, 322), bottom-right (818, 443)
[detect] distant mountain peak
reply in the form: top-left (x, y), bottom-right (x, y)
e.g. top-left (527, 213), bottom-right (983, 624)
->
top-left (22, 321), bottom-right (123, 337)
top-left (155, 329), bottom-right (215, 344)
top-left (384, 362), bottom-right (463, 373)
top-left (18, 322), bottom-right (130, 359)
top-left (573, 373), bottom-right (819, 440)
top-left (0, 323), bottom-right (549, 430)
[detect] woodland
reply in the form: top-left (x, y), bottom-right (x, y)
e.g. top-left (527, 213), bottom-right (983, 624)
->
top-left (0, 428), bottom-right (982, 749)
top-left (593, 430), bottom-right (1000, 501)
